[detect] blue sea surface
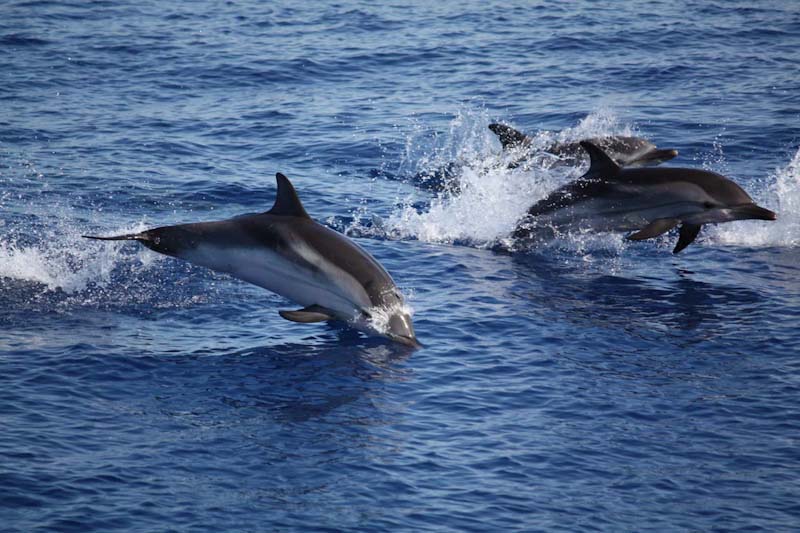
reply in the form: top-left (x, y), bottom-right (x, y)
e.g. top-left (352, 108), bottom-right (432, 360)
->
top-left (2, 1), bottom-right (800, 531)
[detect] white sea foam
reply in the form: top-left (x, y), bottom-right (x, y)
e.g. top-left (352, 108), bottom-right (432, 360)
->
top-left (0, 155), bottom-right (159, 295)
top-left (0, 221), bottom-right (158, 293)
top-left (711, 147), bottom-right (800, 248)
top-left (366, 299), bottom-right (415, 337)
top-left (385, 107), bottom-right (636, 250)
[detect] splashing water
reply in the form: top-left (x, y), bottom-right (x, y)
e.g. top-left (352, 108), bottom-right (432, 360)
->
top-left (0, 152), bottom-right (175, 309)
top-left (0, 222), bottom-right (160, 294)
top-left (366, 299), bottom-right (415, 337)
top-left (711, 147), bottom-right (800, 248)
top-left (384, 107), bottom-right (637, 249)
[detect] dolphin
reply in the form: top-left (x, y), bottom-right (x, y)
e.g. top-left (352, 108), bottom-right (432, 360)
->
top-left (84, 173), bottom-right (419, 347)
top-left (489, 123), bottom-right (679, 169)
top-left (512, 141), bottom-right (777, 253)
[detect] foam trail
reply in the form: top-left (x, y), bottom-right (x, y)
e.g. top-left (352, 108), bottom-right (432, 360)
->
top-left (711, 147), bottom-right (800, 248)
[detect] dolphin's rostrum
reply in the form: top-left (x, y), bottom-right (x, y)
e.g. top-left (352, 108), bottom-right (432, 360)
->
top-left (85, 173), bottom-right (419, 347)
top-left (513, 141), bottom-right (777, 253)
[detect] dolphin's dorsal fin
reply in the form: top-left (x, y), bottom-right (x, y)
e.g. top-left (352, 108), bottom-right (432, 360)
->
top-left (489, 123), bottom-right (531, 149)
top-left (267, 173), bottom-right (310, 218)
top-left (581, 141), bottom-right (621, 179)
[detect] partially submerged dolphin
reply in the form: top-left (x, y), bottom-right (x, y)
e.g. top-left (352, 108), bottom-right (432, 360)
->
top-left (85, 173), bottom-right (419, 347)
top-left (489, 123), bottom-right (679, 169)
top-left (400, 123), bottom-right (676, 195)
top-left (513, 141), bottom-right (776, 253)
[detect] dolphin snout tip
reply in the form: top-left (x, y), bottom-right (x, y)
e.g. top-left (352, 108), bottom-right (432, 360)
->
top-left (649, 148), bottom-right (679, 163)
top-left (746, 204), bottom-right (777, 221)
top-left (386, 313), bottom-right (420, 348)
top-left (391, 334), bottom-right (422, 349)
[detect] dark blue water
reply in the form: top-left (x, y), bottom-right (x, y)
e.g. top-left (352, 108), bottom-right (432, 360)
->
top-left (3, 1), bottom-right (800, 531)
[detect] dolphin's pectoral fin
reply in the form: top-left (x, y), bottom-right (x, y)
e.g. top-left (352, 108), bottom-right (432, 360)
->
top-left (279, 305), bottom-right (335, 323)
top-left (673, 224), bottom-right (702, 254)
top-left (627, 218), bottom-right (680, 241)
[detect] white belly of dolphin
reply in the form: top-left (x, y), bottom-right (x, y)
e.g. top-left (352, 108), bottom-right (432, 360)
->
top-left (183, 244), bottom-right (372, 320)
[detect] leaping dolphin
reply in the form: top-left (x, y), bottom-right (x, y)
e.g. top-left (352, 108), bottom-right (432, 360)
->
top-left (513, 141), bottom-right (776, 253)
top-left (85, 173), bottom-right (419, 347)
top-left (489, 123), bottom-right (679, 169)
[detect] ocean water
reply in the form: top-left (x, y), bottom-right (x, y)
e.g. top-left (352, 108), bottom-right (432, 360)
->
top-left (2, 0), bottom-right (800, 531)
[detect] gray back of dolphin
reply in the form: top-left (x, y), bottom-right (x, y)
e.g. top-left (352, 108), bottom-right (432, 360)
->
top-left (513, 141), bottom-right (776, 253)
top-left (489, 123), bottom-right (679, 168)
top-left (85, 174), bottom-right (419, 346)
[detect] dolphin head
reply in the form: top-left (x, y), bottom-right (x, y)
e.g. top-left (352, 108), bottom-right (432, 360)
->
top-left (363, 287), bottom-right (420, 348)
top-left (600, 137), bottom-right (678, 167)
top-left (626, 147), bottom-right (680, 167)
top-left (693, 201), bottom-right (777, 225)
top-left (680, 174), bottom-right (776, 225)
top-left (385, 311), bottom-right (419, 348)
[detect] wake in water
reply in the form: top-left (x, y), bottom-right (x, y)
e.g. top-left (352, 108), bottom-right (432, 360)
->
top-left (0, 211), bottom-right (219, 315)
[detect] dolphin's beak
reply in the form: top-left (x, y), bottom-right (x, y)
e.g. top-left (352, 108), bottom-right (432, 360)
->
top-left (637, 148), bottom-right (679, 166)
top-left (389, 334), bottom-right (422, 348)
top-left (386, 313), bottom-right (421, 348)
top-left (735, 203), bottom-right (777, 221)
